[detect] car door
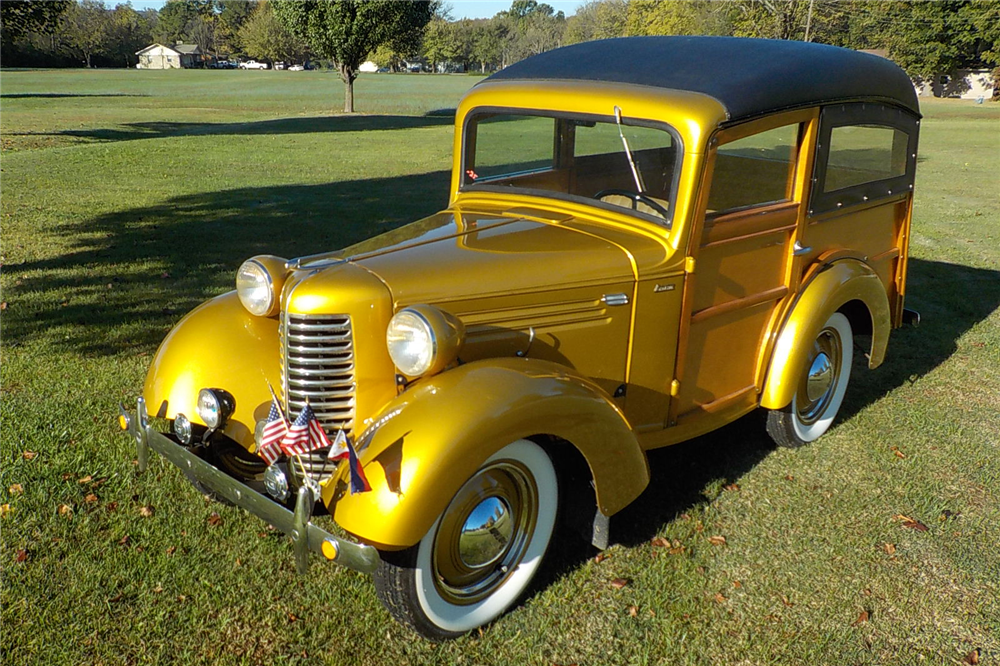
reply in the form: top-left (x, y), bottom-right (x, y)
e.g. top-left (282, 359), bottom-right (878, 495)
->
top-left (670, 109), bottom-right (818, 428)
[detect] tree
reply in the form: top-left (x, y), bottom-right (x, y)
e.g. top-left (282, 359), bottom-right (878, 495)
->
top-left (0, 0), bottom-right (70, 41)
top-left (216, 0), bottom-right (257, 55)
top-left (564, 0), bottom-right (627, 44)
top-left (274, 1), bottom-right (433, 113)
top-left (152, 0), bottom-right (211, 46)
top-left (239, 1), bottom-right (306, 63)
top-left (107, 3), bottom-right (154, 67)
top-left (627, 0), bottom-right (731, 37)
top-left (60, 0), bottom-right (113, 67)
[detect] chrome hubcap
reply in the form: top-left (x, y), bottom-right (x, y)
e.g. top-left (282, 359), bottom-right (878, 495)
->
top-left (806, 352), bottom-right (833, 402)
top-left (458, 497), bottom-right (513, 568)
top-left (432, 461), bottom-right (537, 605)
top-left (796, 327), bottom-right (842, 425)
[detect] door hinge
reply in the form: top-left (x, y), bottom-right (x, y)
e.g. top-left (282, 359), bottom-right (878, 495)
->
top-left (685, 256), bottom-right (696, 274)
top-left (670, 379), bottom-right (681, 397)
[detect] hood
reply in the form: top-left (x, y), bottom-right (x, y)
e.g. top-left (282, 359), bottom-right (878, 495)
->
top-left (345, 210), bottom-right (635, 304)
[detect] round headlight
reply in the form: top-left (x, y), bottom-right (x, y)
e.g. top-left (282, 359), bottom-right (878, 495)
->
top-left (197, 388), bottom-right (235, 429)
top-left (386, 305), bottom-right (465, 378)
top-left (236, 255), bottom-right (287, 317)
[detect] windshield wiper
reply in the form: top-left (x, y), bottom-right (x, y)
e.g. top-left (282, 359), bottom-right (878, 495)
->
top-left (614, 105), bottom-right (645, 193)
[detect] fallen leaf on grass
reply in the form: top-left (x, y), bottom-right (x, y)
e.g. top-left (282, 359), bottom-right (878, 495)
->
top-left (287, 612), bottom-right (299, 622)
top-left (84, 493), bottom-right (98, 504)
top-left (176, 595), bottom-right (186, 602)
top-left (1, 504), bottom-right (11, 518)
top-left (9, 484), bottom-right (24, 495)
top-left (105, 502), bottom-right (118, 512)
top-left (651, 537), bottom-right (670, 548)
top-left (138, 505), bottom-right (154, 518)
top-left (883, 543), bottom-right (896, 555)
top-left (0, 302), bottom-right (7, 310)
top-left (784, 474), bottom-right (794, 481)
top-left (627, 605), bottom-right (638, 617)
top-left (781, 595), bottom-right (794, 607)
top-left (58, 504), bottom-right (73, 516)
top-left (890, 446), bottom-right (906, 459)
top-left (894, 514), bottom-right (928, 531)
top-left (77, 475), bottom-right (93, 484)
top-left (108, 593), bottom-right (123, 604)
top-left (708, 535), bottom-right (727, 546)
top-left (852, 610), bottom-right (869, 626)
top-left (153, 585), bottom-right (163, 594)
top-left (207, 512), bottom-right (222, 526)
top-left (723, 483), bottom-right (740, 492)
top-left (714, 593), bottom-right (727, 604)
top-left (964, 648), bottom-right (980, 665)
top-left (610, 578), bottom-right (629, 590)
top-left (22, 451), bottom-right (37, 460)
top-left (593, 553), bottom-right (608, 564)
top-left (15, 549), bottom-right (28, 563)
top-left (61, 473), bottom-right (74, 481)
top-left (165, 546), bottom-right (176, 556)
top-left (732, 580), bottom-right (742, 588)
top-left (118, 535), bottom-right (130, 546)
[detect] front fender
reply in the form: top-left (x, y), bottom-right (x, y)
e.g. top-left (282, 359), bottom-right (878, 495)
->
top-left (143, 291), bottom-right (279, 449)
top-left (325, 358), bottom-right (649, 549)
top-left (760, 259), bottom-right (890, 410)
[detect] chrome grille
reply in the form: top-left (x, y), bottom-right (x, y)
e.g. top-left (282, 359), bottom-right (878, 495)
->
top-left (281, 313), bottom-right (355, 481)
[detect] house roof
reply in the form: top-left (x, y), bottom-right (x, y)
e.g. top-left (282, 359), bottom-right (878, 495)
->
top-left (483, 36), bottom-right (920, 122)
top-left (136, 43), bottom-right (178, 56)
top-left (173, 43), bottom-right (201, 55)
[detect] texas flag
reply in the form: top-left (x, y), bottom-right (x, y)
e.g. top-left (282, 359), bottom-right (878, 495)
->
top-left (326, 429), bottom-right (370, 494)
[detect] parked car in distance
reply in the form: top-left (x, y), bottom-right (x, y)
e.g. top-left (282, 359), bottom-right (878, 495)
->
top-left (121, 36), bottom-right (921, 641)
top-left (274, 61), bottom-right (286, 70)
top-left (288, 64), bottom-right (304, 71)
top-left (239, 60), bottom-right (268, 70)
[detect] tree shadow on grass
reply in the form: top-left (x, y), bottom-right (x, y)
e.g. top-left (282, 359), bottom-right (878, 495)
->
top-left (3, 170), bottom-right (451, 356)
top-left (0, 93), bottom-right (149, 99)
top-left (7, 113), bottom-right (454, 144)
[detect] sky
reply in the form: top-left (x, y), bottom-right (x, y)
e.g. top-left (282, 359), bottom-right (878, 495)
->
top-left (127, 1), bottom-right (583, 20)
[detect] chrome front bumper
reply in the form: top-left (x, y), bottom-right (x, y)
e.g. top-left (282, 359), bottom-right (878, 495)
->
top-left (118, 398), bottom-right (380, 576)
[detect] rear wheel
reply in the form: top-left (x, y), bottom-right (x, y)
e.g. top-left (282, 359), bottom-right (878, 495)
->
top-left (374, 439), bottom-right (558, 640)
top-left (766, 312), bottom-right (853, 448)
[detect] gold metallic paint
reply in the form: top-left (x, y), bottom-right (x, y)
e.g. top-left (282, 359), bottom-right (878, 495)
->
top-left (759, 259), bottom-right (891, 410)
top-left (142, 291), bottom-right (280, 448)
top-left (325, 358), bottom-right (649, 548)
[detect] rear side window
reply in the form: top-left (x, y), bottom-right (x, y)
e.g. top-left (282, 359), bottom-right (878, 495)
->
top-left (707, 123), bottom-right (799, 215)
top-left (824, 125), bottom-right (909, 192)
top-left (809, 103), bottom-right (919, 215)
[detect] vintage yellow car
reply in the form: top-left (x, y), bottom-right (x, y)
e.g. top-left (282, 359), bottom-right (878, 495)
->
top-left (120, 36), bottom-right (920, 639)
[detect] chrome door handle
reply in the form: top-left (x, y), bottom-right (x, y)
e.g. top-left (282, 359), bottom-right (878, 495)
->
top-left (793, 241), bottom-right (812, 256)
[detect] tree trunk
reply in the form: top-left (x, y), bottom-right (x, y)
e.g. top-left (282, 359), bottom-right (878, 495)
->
top-left (344, 78), bottom-right (354, 113)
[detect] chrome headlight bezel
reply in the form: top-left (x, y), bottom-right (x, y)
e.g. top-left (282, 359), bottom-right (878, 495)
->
top-left (386, 305), bottom-right (465, 378)
top-left (196, 388), bottom-right (235, 429)
top-left (236, 255), bottom-right (287, 317)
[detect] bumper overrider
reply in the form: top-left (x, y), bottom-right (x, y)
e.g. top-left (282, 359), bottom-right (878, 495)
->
top-left (118, 397), bottom-right (381, 576)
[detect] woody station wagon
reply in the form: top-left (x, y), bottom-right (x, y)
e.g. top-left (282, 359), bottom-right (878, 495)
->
top-left (120, 36), bottom-right (921, 639)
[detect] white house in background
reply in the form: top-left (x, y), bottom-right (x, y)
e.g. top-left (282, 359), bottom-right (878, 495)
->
top-left (136, 43), bottom-right (204, 69)
top-left (913, 69), bottom-right (996, 100)
top-left (359, 60), bottom-right (379, 73)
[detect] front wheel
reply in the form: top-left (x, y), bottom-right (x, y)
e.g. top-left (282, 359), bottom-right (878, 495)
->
top-left (373, 439), bottom-right (558, 640)
top-left (766, 312), bottom-right (853, 448)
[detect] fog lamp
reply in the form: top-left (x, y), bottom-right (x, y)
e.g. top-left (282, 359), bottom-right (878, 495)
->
top-left (173, 413), bottom-right (193, 445)
top-left (264, 463), bottom-right (289, 502)
top-left (197, 388), bottom-right (235, 429)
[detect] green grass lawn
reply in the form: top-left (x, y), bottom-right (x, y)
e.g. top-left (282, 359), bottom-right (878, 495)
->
top-left (2, 69), bottom-right (998, 665)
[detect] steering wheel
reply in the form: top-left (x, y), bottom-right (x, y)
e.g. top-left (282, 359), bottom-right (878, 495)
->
top-left (593, 189), bottom-right (670, 219)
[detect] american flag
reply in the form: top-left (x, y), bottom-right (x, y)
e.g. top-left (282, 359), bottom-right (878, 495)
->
top-left (258, 391), bottom-right (288, 466)
top-left (280, 403), bottom-right (330, 457)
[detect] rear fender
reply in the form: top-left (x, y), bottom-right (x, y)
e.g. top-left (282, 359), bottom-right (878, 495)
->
top-left (143, 291), bottom-right (279, 449)
top-left (325, 358), bottom-right (649, 549)
top-left (760, 259), bottom-right (890, 410)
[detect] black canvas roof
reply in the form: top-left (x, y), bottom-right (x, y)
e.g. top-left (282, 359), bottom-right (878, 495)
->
top-left (483, 36), bottom-right (920, 121)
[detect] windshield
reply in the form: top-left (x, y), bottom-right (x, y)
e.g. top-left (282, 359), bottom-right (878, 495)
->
top-left (462, 110), bottom-right (681, 225)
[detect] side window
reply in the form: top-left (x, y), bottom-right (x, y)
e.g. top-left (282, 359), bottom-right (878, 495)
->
top-left (809, 103), bottom-right (919, 215)
top-left (707, 123), bottom-right (800, 216)
top-left (823, 125), bottom-right (909, 192)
